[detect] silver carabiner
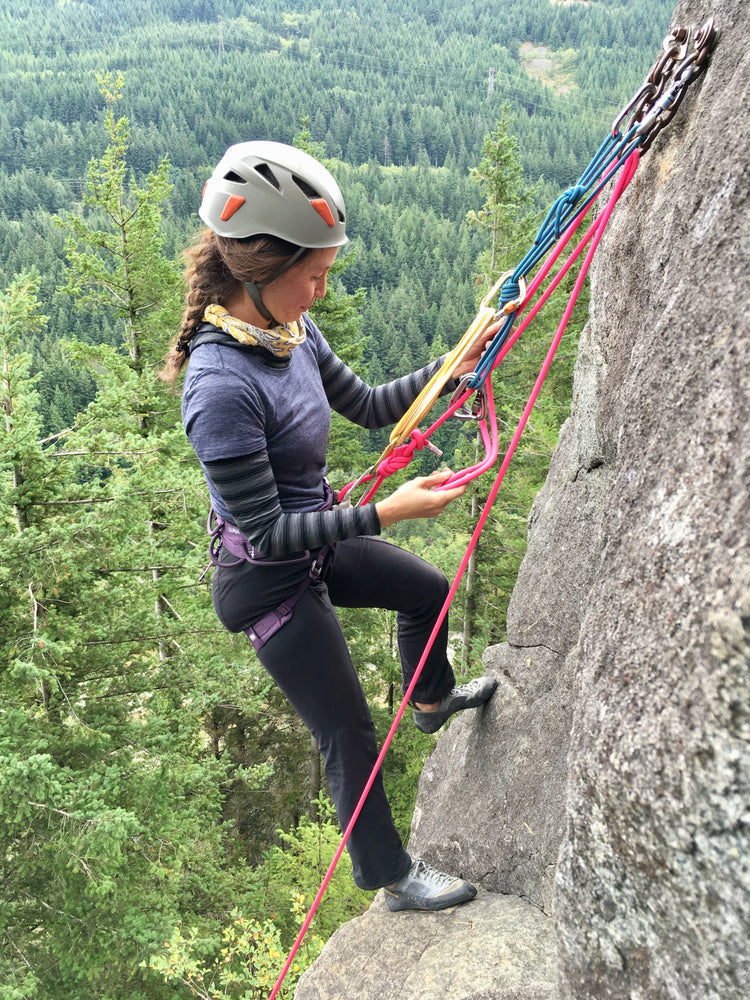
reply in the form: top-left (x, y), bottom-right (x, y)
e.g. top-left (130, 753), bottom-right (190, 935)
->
top-left (450, 374), bottom-right (488, 421)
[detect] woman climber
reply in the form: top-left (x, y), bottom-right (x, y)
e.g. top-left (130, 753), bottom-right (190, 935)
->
top-left (162, 140), bottom-right (497, 911)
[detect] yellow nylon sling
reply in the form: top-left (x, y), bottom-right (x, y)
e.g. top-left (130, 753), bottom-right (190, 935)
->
top-left (373, 271), bottom-right (523, 464)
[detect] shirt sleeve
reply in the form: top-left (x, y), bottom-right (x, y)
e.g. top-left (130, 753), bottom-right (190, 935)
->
top-left (318, 350), bottom-right (451, 429)
top-left (183, 365), bottom-right (268, 463)
top-left (202, 449), bottom-right (381, 557)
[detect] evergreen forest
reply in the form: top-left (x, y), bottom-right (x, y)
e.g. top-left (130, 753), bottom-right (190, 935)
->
top-left (1, 1), bottom-right (674, 997)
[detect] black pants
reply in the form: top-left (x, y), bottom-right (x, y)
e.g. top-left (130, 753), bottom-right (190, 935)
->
top-left (212, 534), bottom-right (456, 890)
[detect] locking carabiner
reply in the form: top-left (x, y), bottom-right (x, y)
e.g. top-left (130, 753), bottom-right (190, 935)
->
top-left (450, 373), bottom-right (488, 422)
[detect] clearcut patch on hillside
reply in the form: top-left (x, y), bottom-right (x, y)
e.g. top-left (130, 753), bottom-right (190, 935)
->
top-left (519, 41), bottom-right (577, 95)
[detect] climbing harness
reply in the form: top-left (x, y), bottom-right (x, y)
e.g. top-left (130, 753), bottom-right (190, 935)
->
top-left (206, 480), bottom-right (335, 651)
top-left (265, 18), bottom-right (717, 998)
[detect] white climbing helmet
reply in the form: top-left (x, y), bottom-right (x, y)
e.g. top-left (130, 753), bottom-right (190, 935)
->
top-left (199, 140), bottom-right (347, 247)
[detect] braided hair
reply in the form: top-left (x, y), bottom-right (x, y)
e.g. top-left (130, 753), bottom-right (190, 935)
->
top-left (160, 229), bottom-right (307, 383)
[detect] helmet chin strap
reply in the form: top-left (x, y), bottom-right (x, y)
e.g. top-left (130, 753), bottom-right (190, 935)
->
top-left (244, 280), bottom-right (278, 325)
top-left (244, 246), bottom-right (307, 327)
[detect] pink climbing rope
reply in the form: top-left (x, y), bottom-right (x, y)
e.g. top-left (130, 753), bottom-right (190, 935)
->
top-left (267, 149), bottom-right (639, 1000)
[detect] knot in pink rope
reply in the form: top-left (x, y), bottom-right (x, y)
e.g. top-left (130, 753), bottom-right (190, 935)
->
top-left (377, 429), bottom-right (429, 477)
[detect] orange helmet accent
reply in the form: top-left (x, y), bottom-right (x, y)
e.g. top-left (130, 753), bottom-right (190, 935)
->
top-left (311, 197), bottom-right (336, 227)
top-left (220, 194), bottom-right (246, 222)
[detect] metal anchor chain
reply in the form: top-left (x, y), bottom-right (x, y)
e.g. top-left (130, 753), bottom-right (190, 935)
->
top-left (612, 17), bottom-right (718, 151)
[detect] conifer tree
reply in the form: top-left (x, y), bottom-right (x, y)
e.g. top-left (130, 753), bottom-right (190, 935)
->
top-left (55, 72), bottom-right (183, 383)
top-left (0, 273), bottom-right (51, 534)
top-left (466, 106), bottom-right (536, 284)
top-left (0, 84), bottom-right (265, 1000)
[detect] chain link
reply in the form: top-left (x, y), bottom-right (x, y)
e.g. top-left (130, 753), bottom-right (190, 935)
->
top-left (612, 17), bottom-right (717, 151)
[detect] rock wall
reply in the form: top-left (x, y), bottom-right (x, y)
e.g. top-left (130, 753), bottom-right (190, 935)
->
top-left (552, 0), bottom-right (750, 995)
top-left (296, 1), bottom-right (749, 996)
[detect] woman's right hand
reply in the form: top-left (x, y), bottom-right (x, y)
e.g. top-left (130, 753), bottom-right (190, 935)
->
top-left (375, 469), bottom-right (466, 527)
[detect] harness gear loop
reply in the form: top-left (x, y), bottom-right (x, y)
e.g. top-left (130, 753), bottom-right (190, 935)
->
top-left (207, 507), bottom-right (312, 569)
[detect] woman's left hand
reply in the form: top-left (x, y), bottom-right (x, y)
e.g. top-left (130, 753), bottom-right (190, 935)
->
top-left (375, 469), bottom-right (467, 527)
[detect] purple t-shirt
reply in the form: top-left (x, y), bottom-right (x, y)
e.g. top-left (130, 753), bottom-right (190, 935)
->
top-left (182, 314), bottom-right (334, 520)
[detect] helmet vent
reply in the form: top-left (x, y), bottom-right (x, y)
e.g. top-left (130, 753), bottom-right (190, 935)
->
top-left (223, 169), bottom-right (247, 185)
top-left (292, 174), bottom-right (320, 200)
top-left (253, 163), bottom-right (281, 190)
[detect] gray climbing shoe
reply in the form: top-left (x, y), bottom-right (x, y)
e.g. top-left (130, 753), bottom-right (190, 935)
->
top-left (384, 858), bottom-right (477, 912)
top-left (413, 674), bottom-right (497, 734)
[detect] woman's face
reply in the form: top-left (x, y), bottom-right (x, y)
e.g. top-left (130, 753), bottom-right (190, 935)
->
top-left (261, 246), bottom-right (339, 326)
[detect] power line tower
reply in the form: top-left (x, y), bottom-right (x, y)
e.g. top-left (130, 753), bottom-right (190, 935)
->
top-left (217, 15), bottom-right (225, 57)
top-left (487, 66), bottom-right (495, 98)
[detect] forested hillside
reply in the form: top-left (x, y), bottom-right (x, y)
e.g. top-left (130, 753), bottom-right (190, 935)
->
top-left (1, 0), bottom-right (672, 429)
top-left (1, 2), bottom-right (675, 998)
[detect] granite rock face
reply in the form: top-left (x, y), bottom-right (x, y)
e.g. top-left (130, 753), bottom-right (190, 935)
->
top-left (552, 1), bottom-right (750, 996)
top-left (296, 1), bottom-right (749, 997)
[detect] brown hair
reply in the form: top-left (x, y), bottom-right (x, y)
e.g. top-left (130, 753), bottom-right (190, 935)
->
top-left (160, 230), bottom-right (308, 383)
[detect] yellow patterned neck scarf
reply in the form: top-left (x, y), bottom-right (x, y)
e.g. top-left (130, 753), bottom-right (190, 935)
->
top-left (203, 305), bottom-right (306, 358)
